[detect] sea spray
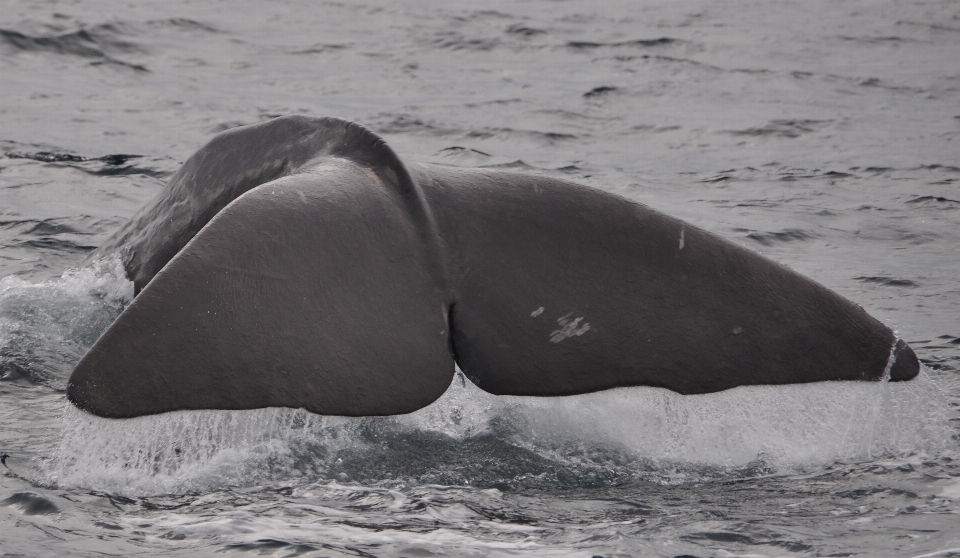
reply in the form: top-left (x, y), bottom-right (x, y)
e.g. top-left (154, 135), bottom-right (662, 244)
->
top-left (48, 368), bottom-right (952, 496)
top-left (0, 257), bottom-right (133, 388)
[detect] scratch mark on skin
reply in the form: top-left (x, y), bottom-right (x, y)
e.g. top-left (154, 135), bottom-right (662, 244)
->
top-left (550, 313), bottom-right (591, 343)
top-left (364, 167), bottom-right (382, 186)
top-left (297, 190), bottom-right (308, 203)
top-left (531, 306), bottom-right (544, 317)
top-left (384, 167), bottom-right (399, 186)
top-left (679, 226), bottom-right (685, 250)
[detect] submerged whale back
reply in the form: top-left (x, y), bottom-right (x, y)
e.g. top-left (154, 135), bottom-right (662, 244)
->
top-left (67, 116), bottom-right (918, 418)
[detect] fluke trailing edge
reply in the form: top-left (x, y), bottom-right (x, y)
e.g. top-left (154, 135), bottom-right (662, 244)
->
top-left (66, 116), bottom-right (919, 419)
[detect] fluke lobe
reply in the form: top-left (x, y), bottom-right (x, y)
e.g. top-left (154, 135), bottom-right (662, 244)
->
top-left (66, 116), bottom-right (919, 418)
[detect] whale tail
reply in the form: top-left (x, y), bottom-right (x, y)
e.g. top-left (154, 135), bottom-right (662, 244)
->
top-left (66, 116), bottom-right (918, 419)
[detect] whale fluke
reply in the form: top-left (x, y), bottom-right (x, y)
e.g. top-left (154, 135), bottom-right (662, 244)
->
top-left (415, 164), bottom-right (918, 397)
top-left (67, 116), bottom-right (918, 419)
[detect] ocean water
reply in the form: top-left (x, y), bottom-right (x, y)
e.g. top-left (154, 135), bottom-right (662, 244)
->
top-left (2, 0), bottom-right (960, 556)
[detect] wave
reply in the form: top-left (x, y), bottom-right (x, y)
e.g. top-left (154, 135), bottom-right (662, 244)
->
top-left (6, 151), bottom-right (168, 178)
top-left (0, 24), bottom-right (148, 72)
top-left (566, 37), bottom-right (680, 49)
top-left (0, 25), bottom-right (142, 57)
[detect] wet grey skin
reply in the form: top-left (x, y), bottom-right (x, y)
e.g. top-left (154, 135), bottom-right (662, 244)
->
top-left (66, 116), bottom-right (919, 419)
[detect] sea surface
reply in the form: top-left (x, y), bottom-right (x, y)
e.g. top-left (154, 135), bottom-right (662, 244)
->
top-left (2, 0), bottom-right (959, 556)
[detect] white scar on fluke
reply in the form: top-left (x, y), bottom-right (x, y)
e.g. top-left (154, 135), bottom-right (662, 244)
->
top-left (550, 314), bottom-right (591, 343)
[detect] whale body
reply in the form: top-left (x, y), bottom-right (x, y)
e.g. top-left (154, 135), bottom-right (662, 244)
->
top-left (66, 116), bottom-right (919, 419)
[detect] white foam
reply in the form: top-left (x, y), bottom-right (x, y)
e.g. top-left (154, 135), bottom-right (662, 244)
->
top-left (490, 370), bottom-right (951, 473)
top-left (0, 257), bottom-right (133, 388)
top-left (47, 366), bottom-right (952, 496)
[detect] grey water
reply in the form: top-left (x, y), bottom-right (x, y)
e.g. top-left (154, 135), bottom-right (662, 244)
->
top-left (1, 0), bottom-right (959, 556)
